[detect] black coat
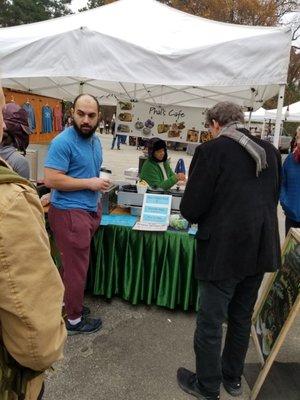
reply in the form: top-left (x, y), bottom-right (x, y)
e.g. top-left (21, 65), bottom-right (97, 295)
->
top-left (180, 131), bottom-right (282, 281)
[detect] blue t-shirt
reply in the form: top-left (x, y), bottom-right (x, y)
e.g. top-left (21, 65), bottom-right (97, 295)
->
top-left (45, 127), bottom-right (102, 212)
top-left (42, 106), bottom-right (53, 133)
top-left (22, 103), bottom-right (36, 132)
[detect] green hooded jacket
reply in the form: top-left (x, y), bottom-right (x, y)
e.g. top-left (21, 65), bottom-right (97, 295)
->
top-left (140, 158), bottom-right (177, 191)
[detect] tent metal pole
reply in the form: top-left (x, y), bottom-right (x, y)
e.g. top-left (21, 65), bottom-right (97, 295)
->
top-left (47, 77), bottom-right (74, 98)
top-left (248, 110), bottom-right (253, 129)
top-left (261, 119), bottom-right (266, 139)
top-left (84, 82), bottom-right (123, 98)
top-left (9, 78), bottom-right (29, 91)
top-left (247, 87), bottom-right (257, 130)
top-left (273, 84), bottom-right (285, 148)
top-left (119, 82), bottom-right (131, 99)
top-left (26, 77), bottom-right (90, 92)
top-left (79, 82), bottom-right (84, 94)
top-left (143, 84), bottom-right (157, 104)
top-left (132, 84), bottom-right (161, 97)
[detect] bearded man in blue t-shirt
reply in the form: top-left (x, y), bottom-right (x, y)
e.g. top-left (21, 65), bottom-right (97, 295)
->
top-left (45, 94), bottom-right (110, 335)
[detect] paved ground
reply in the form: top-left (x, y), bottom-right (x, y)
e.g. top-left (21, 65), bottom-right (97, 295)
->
top-left (45, 299), bottom-right (253, 400)
top-left (44, 298), bottom-right (299, 400)
top-left (28, 135), bottom-right (299, 400)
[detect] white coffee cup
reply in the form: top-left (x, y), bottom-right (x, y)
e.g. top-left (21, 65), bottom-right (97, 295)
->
top-left (100, 169), bottom-right (112, 181)
top-left (137, 185), bottom-right (147, 194)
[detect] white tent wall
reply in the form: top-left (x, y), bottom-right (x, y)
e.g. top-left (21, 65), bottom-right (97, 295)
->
top-left (0, 0), bottom-right (292, 116)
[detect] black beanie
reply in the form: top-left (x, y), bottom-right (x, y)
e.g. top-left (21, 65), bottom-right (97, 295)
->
top-left (148, 138), bottom-right (167, 162)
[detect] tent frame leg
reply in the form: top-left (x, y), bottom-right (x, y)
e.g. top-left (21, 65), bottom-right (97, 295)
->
top-left (273, 84), bottom-right (285, 149)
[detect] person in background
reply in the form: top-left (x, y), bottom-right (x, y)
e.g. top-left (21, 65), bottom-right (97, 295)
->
top-left (0, 103), bottom-right (30, 179)
top-left (280, 127), bottom-right (300, 234)
top-left (111, 120), bottom-right (121, 150)
top-left (289, 125), bottom-right (300, 153)
top-left (142, 138), bottom-right (149, 153)
top-left (177, 102), bottom-right (281, 400)
top-left (0, 84), bottom-right (66, 399)
top-left (140, 137), bottom-right (185, 190)
top-left (120, 134), bottom-right (127, 144)
top-left (110, 119), bottom-right (115, 134)
top-left (136, 136), bottom-right (143, 150)
top-left (44, 94), bottom-right (111, 335)
top-left (173, 141), bottom-right (179, 151)
top-left (64, 115), bottom-right (73, 128)
top-left (99, 119), bottom-right (104, 134)
top-left (105, 120), bottom-right (110, 134)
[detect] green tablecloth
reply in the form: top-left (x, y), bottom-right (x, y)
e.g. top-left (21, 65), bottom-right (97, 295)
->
top-left (88, 225), bottom-right (200, 311)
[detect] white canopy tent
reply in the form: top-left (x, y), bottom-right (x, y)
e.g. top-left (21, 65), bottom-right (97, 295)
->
top-left (245, 102), bottom-right (300, 123)
top-left (0, 0), bottom-right (292, 145)
top-left (245, 107), bottom-right (267, 122)
top-left (265, 101), bottom-right (300, 122)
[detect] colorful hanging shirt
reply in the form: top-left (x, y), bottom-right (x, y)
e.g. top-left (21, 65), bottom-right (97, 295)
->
top-left (42, 106), bottom-right (53, 133)
top-left (22, 103), bottom-right (36, 132)
top-left (53, 105), bottom-right (63, 132)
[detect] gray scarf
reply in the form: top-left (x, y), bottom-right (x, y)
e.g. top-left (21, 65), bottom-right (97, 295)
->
top-left (220, 124), bottom-right (268, 177)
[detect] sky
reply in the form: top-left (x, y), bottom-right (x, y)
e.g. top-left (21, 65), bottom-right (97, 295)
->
top-left (71, 0), bottom-right (88, 12)
top-left (282, 11), bottom-right (300, 49)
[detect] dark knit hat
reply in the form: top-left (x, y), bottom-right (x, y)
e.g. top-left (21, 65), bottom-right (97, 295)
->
top-left (147, 138), bottom-right (167, 162)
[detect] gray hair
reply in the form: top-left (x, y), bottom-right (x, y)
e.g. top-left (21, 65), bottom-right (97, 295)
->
top-left (206, 102), bottom-right (245, 127)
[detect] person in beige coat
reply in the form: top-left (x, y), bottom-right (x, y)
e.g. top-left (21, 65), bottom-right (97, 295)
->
top-left (0, 85), bottom-right (67, 399)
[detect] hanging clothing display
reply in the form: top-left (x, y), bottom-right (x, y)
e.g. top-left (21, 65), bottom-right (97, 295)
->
top-left (4, 88), bottom-right (65, 140)
top-left (53, 104), bottom-right (63, 132)
top-left (22, 102), bottom-right (36, 132)
top-left (42, 105), bottom-right (53, 133)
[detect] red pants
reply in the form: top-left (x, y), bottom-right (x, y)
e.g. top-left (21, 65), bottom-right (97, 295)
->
top-left (48, 205), bottom-right (101, 319)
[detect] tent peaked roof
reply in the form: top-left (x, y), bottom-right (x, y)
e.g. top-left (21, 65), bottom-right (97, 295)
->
top-left (0, 0), bottom-right (291, 56)
top-left (0, 0), bottom-right (292, 108)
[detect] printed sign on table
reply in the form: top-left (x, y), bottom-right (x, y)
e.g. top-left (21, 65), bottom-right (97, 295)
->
top-left (133, 193), bottom-right (172, 231)
top-left (115, 100), bottom-right (212, 144)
